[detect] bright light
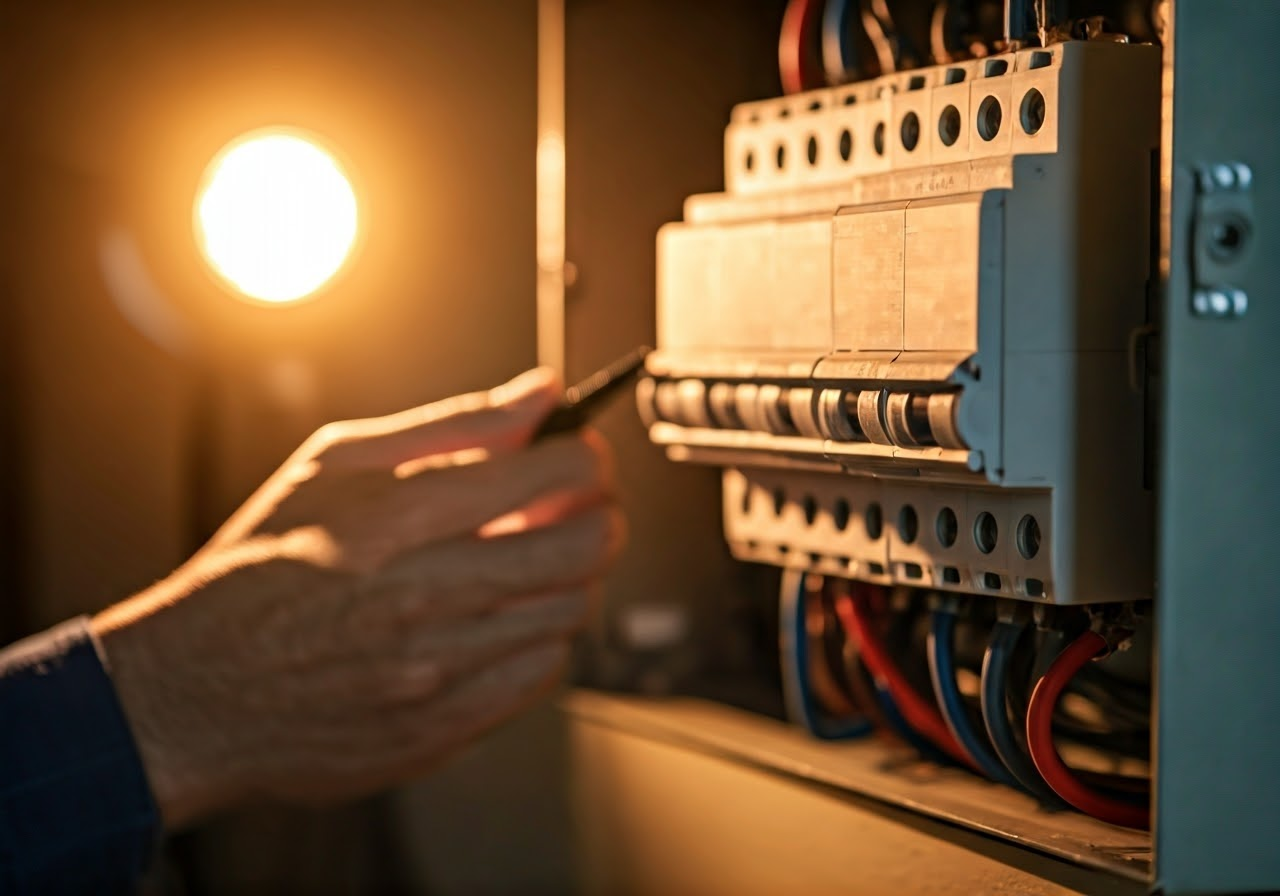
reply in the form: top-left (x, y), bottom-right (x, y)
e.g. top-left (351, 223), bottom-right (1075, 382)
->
top-left (195, 130), bottom-right (358, 304)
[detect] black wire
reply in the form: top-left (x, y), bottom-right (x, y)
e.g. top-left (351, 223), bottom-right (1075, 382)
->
top-left (980, 620), bottom-right (1065, 806)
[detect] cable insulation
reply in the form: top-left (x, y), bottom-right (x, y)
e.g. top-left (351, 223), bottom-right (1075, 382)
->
top-left (980, 620), bottom-right (1066, 805)
top-left (1026, 630), bottom-right (1151, 829)
top-left (780, 0), bottom-right (825, 94)
top-left (833, 582), bottom-right (977, 769)
top-left (821, 0), bottom-right (857, 84)
top-left (780, 570), bottom-right (872, 739)
top-left (928, 609), bottom-right (1019, 785)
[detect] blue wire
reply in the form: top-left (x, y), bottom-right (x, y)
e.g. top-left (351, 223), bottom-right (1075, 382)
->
top-left (779, 570), bottom-right (872, 740)
top-left (927, 609), bottom-right (1020, 786)
top-left (981, 621), bottom-right (1070, 807)
top-left (821, 0), bottom-right (857, 85)
top-left (872, 681), bottom-right (955, 765)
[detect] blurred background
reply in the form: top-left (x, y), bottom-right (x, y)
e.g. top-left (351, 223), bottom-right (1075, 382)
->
top-left (0, 0), bottom-right (785, 891)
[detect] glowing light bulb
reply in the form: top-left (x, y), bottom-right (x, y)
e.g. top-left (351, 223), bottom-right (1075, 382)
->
top-left (195, 130), bottom-right (358, 304)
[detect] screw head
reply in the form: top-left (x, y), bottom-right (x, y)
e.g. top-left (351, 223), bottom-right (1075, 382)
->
top-left (1192, 287), bottom-right (1248, 318)
top-left (1211, 163), bottom-right (1237, 189)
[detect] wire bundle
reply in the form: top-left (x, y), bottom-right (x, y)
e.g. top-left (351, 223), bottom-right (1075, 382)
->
top-left (927, 607), bottom-right (1018, 785)
top-left (779, 569), bottom-right (872, 739)
top-left (776, 575), bottom-right (1152, 830)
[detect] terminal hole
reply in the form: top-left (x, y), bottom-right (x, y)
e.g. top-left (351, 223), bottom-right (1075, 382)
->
top-left (745, 149), bottom-right (756, 172)
top-left (974, 511), bottom-right (998, 554)
top-left (1020, 88), bottom-right (1046, 135)
top-left (839, 128), bottom-right (853, 162)
top-left (803, 494), bottom-right (819, 526)
top-left (936, 506), bottom-right (959, 547)
top-left (806, 135), bottom-right (819, 165)
top-left (866, 502), bottom-right (884, 539)
top-left (897, 505), bottom-right (919, 544)
top-left (1017, 514), bottom-right (1041, 559)
top-left (938, 104), bottom-right (961, 147)
top-left (1028, 51), bottom-right (1052, 70)
top-left (983, 572), bottom-right (1002, 590)
top-left (873, 122), bottom-right (886, 156)
top-left (775, 143), bottom-right (787, 169)
top-left (773, 488), bottom-right (787, 516)
top-left (977, 96), bottom-right (1002, 142)
top-left (834, 498), bottom-right (852, 532)
top-left (900, 111), bottom-right (920, 152)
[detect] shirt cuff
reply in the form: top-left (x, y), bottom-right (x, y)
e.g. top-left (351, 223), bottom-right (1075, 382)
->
top-left (0, 617), bottom-right (161, 895)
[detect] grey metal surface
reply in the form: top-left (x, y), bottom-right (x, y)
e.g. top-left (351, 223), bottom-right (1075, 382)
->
top-left (1155, 1), bottom-right (1280, 893)
top-left (565, 691), bottom-right (1151, 886)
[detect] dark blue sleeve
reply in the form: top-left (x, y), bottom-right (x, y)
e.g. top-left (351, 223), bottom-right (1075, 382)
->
top-left (0, 617), bottom-right (161, 895)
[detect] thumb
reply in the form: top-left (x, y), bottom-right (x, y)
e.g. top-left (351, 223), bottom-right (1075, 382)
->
top-left (322, 367), bottom-right (563, 470)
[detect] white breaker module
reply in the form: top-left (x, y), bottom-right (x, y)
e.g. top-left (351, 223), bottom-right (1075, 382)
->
top-left (636, 40), bottom-right (1161, 605)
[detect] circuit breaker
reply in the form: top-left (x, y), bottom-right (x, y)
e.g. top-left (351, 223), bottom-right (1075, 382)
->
top-left (637, 40), bottom-right (1160, 605)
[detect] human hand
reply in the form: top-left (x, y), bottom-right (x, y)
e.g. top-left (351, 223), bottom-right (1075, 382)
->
top-left (92, 367), bottom-right (622, 829)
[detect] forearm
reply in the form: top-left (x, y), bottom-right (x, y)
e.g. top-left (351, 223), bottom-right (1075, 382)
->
top-left (0, 618), bottom-right (160, 894)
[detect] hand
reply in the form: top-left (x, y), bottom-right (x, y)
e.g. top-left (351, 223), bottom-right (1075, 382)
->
top-left (91, 367), bottom-right (623, 829)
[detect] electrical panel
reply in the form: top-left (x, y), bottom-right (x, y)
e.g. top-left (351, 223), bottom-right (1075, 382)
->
top-left (637, 40), bottom-right (1161, 606)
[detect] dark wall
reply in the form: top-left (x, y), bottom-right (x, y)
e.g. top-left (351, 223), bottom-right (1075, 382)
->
top-left (3, 1), bottom-right (544, 892)
top-left (2, 0), bottom-right (799, 890)
top-left (4, 0), bottom-right (541, 625)
top-left (564, 0), bottom-right (788, 698)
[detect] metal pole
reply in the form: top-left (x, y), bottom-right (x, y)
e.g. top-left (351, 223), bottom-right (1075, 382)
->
top-left (536, 0), bottom-right (566, 377)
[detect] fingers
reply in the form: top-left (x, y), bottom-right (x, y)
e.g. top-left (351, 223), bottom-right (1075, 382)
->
top-left (270, 640), bottom-right (569, 801)
top-left (341, 587), bottom-right (593, 706)
top-left (314, 367), bottom-right (562, 470)
top-left (376, 503), bottom-right (625, 619)
top-left (416, 637), bottom-right (568, 741)
top-left (377, 427), bottom-right (615, 550)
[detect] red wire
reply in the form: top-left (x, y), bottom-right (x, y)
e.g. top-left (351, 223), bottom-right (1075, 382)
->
top-left (1026, 630), bottom-right (1152, 830)
top-left (779, 0), bottom-right (824, 95)
top-left (833, 582), bottom-right (979, 771)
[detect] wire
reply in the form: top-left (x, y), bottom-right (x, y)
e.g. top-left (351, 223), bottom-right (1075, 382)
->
top-left (832, 581), bottom-right (978, 770)
top-left (1026, 630), bottom-right (1151, 829)
top-left (928, 608), bottom-right (1019, 785)
top-left (780, 0), bottom-right (825, 94)
top-left (980, 619), bottom-right (1066, 806)
top-left (873, 680), bottom-right (956, 764)
top-left (837, 618), bottom-right (901, 744)
top-left (833, 596), bottom-right (949, 758)
top-left (821, 0), bottom-right (858, 85)
top-left (929, 0), bottom-right (953, 64)
top-left (807, 591), bottom-right (863, 718)
top-left (780, 569), bottom-right (872, 739)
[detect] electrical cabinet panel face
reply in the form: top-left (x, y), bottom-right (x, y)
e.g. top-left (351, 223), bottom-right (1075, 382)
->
top-left (638, 41), bottom-right (1161, 605)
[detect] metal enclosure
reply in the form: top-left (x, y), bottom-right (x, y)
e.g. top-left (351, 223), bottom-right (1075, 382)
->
top-left (563, 1), bottom-right (1280, 894)
top-left (1155, 1), bottom-right (1280, 892)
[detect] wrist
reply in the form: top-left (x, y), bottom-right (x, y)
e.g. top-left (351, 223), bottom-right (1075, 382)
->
top-left (91, 586), bottom-right (240, 829)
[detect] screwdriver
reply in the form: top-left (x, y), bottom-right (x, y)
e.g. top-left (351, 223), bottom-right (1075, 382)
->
top-left (532, 345), bottom-right (652, 441)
